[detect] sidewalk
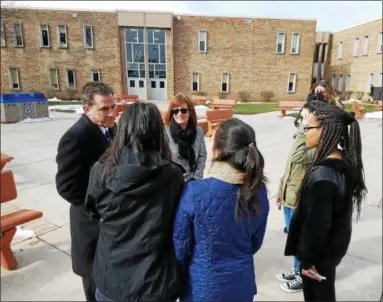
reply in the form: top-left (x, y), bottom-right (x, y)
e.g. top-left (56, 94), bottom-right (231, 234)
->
top-left (1, 111), bottom-right (381, 301)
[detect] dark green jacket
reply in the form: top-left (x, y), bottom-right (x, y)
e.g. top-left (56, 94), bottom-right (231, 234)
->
top-left (277, 131), bottom-right (316, 209)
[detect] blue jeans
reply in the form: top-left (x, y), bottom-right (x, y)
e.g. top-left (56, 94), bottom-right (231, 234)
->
top-left (283, 206), bottom-right (301, 272)
top-left (95, 288), bottom-right (114, 301)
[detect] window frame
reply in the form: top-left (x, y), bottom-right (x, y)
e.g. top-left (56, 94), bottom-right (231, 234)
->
top-left (290, 32), bottom-right (300, 54)
top-left (12, 23), bottom-right (23, 47)
top-left (276, 32), bottom-right (286, 54)
top-left (362, 35), bottom-right (369, 56)
top-left (338, 74), bottom-right (344, 92)
top-left (337, 41), bottom-right (343, 60)
top-left (48, 67), bottom-right (59, 90)
top-left (221, 72), bottom-right (230, 93)
top-left (346, 74), bottom-right (351, 92)
top-left (90, 69), bottom-right (101, 82)
top-left (39, 24), bottom-right (50, 48)
top-left (191, 72), bottom-right (200, 92)
top-left (8, 67), bottom-right (21, 90)
top-left (377, 32), bottom-right (383, 54)
top-left (198, 30), bottom-right (207, 53)
top-left (57, 24), bottom-right (68, 48)
top-left (287, 72), bottom-right (297, 93)
top-left (83, 25), bottom-right (94, 49)
top-left (353, 37), bottom-right (359, 57)
top-left (331, 74), bottom-right (336, 87)
top-left (65, 68), bottom-right (76, 89)
top-left (1, 21), bottom-right (5, 47)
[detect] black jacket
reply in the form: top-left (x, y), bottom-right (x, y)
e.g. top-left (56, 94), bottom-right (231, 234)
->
top-left (84, 150), bottom-right (185, 302)
top-left (55, 114), bottom-right (115, 277)
top-left (285, 158), bottom-right (355, 269)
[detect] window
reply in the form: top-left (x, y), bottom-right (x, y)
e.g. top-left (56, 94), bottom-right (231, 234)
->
top-left (48, 68), bottom-right (59, 90)
top-left (66, 69), bottom-right (76, 88)
top-left (12, 23), bottom-right (23, 47)
top-left (314, 44), bottom-right (320, 62)
top-left (276, 32), bottom-right (285, 54)
top-left (129, 80), bottom-right (135, 88)
top-left (40, 24), bottom-right (50, 47)
top-left (139, 80), bottom-right (144, 88)
top-left (287, 72), bottom-right (297, 93)
top-left (0, 21), bottom-right (5, 47)
top-left (199, 30), bottom-right (207, 53)
top-left (291, 33), bottom-right (300, 54)
top-left (346, 74), bottom-right (351, 92)
top-left (192, 72), bottom-right (200, 92)
top-left (338, 75), bottom-right (343, 92)
top-left (160, 81), bottom-right (165, 89)
top-left (221, 72), bottom-right (230, 92)
top-left (57, 24), bottom-right (67, 48)
top-left (380, 73), bottom-right (383, 86)
top-left (8, 67), bottom-right (20, 90)
top-left (90, 69), bottom-right (100, 82)
top-left (353, 38), bottom-right (359, 57)
top-left (125, 28), bottom-right (145, 78)
top-left (368, 73), bottom-right (374, 86)
top-left (84, 25), bottom-right (93, 49)
top-left (331, 74), bottom-right (336, 87)
top-left (337, 41), bottom-right (343, 59)
top-left (378, 32), bottom-right (383, 54)
top-left (362, 36), bottom-right (369, 56)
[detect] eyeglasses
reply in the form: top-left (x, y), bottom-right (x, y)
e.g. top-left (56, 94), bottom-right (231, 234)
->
top-left (303, 126), bottom-right (321, 133)
top-left (172, 108), bottom-right (189, 115)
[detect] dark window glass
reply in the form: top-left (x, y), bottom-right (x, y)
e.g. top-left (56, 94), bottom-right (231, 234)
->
top-left (160, 44), bottom-right (166, 63)
top-left (148, 44), bottom-right (159, 63)
top-left (126, 44), bottom-right (133, 62)
top-left (160, 81), bottom-right (165, 88)
top-left (147, 29), bottom-right (153, 43)
top-left (154, 30), bottom-right (165, 43)
top-left (130, 80), bottom-right (135, 87)
top-left (222, 83), bottom-right (227, 92)
top-left (193, 82), bottom-right (198, 91)
top-left (125, 29), bottom-right (137, 43)
top-left (151, 81), bottom-right (156, 88)
top-left (133, 44), bottom-right (144, 62)
top-left (42, 29), bottom-right (49, 46)
top-left (139, 80), bottom-right (144, 88)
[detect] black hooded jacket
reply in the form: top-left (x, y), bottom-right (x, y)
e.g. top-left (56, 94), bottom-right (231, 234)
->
top-left (285, 158), bottom-right (356, 269)
top-left (85, 150), bottom-right (185, 301)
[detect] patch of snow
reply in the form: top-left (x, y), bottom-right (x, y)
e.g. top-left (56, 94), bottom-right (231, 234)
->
top-left (19, 117), bottom-right (52, 123)
top-left (364, 112), bottom-right (382, 119)
top-left (47, 97), bottom-right (62, 102)
top-left (282, 116), bottom-right (296, 120)
top-left (15, 226), bottom-right (36, 238)
top-left (48, 105), bottom-right (82, 112)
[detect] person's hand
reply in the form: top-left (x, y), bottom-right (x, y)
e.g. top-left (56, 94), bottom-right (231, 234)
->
top-left (302, 265), bottom-right (322, 281)
top-left (276, 197), bottom-right (282, 210)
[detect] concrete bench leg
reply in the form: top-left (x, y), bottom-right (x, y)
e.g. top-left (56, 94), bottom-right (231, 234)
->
top-left (1, 227), bottom-right (18, 270)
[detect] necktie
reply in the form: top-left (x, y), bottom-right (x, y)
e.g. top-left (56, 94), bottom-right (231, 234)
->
top-left (104, 129), bottom-right (112, 144)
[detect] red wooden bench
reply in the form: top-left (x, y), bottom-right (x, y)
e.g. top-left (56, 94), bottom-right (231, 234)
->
top-left (208, 99), bottom-right (236, 110)
top-left (191, 96), bottom-right (208, 106)
top-left (116, 94), bottom-right (139, 102)
top-left (205, 109), bottom-right (234, 137)
top-left (351, 101), bottom-right (366, 120)
top-left (378, 101), bottom-right (382, 111)
top-left (1, 153), bottom-right (13, 171)
top-left (0, 157), bottom-right (43, 270)
top-left (278, 101), bottom-right (305, 118)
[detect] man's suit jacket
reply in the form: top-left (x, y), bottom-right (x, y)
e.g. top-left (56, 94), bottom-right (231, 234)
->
top-left (55, 114), bottom-right (115, 277)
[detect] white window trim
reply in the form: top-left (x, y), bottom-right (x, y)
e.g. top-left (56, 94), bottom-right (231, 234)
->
top-left (13, 23), bottom-right (23, 47)
top-left (191, 72), bottom-right (200, 92)
top-left (377, 32), bottom-right (383, 54)
top-left (65, 68), bottom-right (76, 88)
top-left (338, 75), bottom-right (344, 92)
top-left (57, 24), bottom-right (68, 48)
top-left (362, 35), bottom-right (369, 56)
top-left (48, 68), bottom-right (59, 90)
top-left (353, 38), bottom-right (359, 57)
top-left (8, 67), bottom-right (20, 90)
top-left (83, 25), bottom-right (94, 49)
top-left (39, 24), bottom-right (50, 48)
top-left (198, 30), bottom-right (207, 53)
top-left (221, 72), bottom-right (230, 93)
top-left (380, 73), bottom-right (383, 86)
top-left (287, 72), bottom-right (297, 93)
top-left (90, 69), bottom-right (101, 82)
top-left (276, 32), bottom-right (285, 54)
top-left (346, 74), bottom-right (351, 92)
top-left (1, 21), bottom-right (5, 47)
top-left (290, 32), bottom-right (300, 54)
top-left (337, 41), bottom-right (343, 60)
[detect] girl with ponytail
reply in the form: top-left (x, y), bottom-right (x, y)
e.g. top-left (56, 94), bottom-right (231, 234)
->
top-left (173, 118), bottom-right (269, 302)
top-left (285, 102), bottom-right (367, 302)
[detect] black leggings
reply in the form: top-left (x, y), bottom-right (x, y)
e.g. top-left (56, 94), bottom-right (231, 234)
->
top-left (302, 265), bottom-right (336, 302)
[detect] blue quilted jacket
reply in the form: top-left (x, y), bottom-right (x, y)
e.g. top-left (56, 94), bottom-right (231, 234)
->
top-left (173, 178), bottom-right (270, 302)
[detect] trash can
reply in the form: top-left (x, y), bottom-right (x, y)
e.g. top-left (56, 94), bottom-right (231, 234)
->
top-left (33, 93), bottom-right (49, 118)
top-left (0, 94), bottom-right (22, 123)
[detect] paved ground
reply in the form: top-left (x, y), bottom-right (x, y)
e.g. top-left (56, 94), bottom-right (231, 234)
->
top-left (1, 104), bottom-right (382, 301)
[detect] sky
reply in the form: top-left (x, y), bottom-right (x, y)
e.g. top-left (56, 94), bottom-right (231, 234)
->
top-left (5, 1), bottom-right (383, 32)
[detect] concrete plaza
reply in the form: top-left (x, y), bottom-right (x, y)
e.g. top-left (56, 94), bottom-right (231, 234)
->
top-left (1, 105), bottom-right (382, 301)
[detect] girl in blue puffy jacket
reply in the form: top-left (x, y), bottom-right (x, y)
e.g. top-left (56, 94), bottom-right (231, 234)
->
top-left (173, 118), bottom-right (270, 302)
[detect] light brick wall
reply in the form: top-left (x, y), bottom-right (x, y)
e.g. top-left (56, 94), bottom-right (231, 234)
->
top-left (327, 19), bottom-right (382, 93)
top-left (173, 16), bottom-right (316, 101)
top-left (0, 8), bottom-right (122, 99)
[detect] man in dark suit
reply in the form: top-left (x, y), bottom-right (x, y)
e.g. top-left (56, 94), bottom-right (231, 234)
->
top-left (55, 82), bottom-right (116, 301)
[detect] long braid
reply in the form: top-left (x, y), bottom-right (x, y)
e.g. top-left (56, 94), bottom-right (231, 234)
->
top-left (299, 103), bottom-right (367, 219)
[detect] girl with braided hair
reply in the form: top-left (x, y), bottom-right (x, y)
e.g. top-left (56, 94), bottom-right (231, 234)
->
top-left (284, 102), bottom-right (367, 301)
